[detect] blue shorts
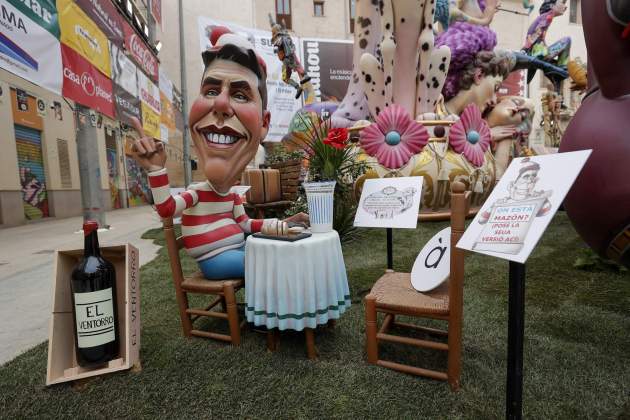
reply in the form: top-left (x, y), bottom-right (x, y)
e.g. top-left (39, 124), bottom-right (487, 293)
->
top-left (198, 246), bottom-right (245, 280)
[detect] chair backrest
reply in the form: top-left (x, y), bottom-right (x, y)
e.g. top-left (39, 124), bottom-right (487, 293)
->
top-left (162, 217), bottom-right (185, 286)
top-left (448, 182), bottom-right (471, 320)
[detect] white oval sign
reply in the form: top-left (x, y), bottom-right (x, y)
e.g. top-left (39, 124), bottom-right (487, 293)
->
top-left (411, 227), bottom-right (451, 292)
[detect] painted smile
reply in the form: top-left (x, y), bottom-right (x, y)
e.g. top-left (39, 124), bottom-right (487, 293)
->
top-left (198, 125), bottom-right (246, 149)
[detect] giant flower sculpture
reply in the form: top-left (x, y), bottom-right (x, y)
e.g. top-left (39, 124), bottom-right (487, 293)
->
top-left (449, 103), bottom-right (491, 167)
top-left (359, 104), bottom-right (429, 169)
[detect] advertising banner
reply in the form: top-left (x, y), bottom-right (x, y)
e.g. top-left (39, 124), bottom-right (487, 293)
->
top-left (160, 90), bottom-right (175, 129)
top-left (110, 42), bottom-right (138, 97)
top-left (76, 0), bottom-right (124, 47)
top-left (113, 83), bottom-right (141, 126)
top-left (137, 69), bottom-right (160, 114)
top-left (61, 44), bottom-right (114, 118)
top-left (158, 66), bottom-right (172, 102)
top-left (141, 102), bottom-right (160, 139)
top-left (58, 0), bottom-right (111, 78)
top-left (197, 16), bottom-right (303, 141)
top-left (301, 38), bottom-right (353, 102)
top-left (123, 19), bottom-right (158, 82)
top-left (0, 0), bottom-right (62, 94)
top-left (151, 0), bottom-right (161, 29)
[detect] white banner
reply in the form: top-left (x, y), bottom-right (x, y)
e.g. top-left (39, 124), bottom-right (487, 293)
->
top-left (197, 16), bottom-right (302, 142)
top-left (0, 0), bottom-right (62, 94)
top-left (137, 69), bottom-right (161, 114)
top-left (110, 42), bottom-right (138, 97)
top-left (159, 66), bottom-right (173, 102)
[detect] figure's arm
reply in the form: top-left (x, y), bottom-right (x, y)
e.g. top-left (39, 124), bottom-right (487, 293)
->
top-left (450, 0), bottom-right (499, 26)
top-left (148, 168), bottom-right (198, 218)
top-left (231, 194), bottom-right (265, 233)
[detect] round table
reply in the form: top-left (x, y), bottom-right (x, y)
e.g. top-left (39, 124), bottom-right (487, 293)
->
top-left (245, 230), bottom-right (351, 332)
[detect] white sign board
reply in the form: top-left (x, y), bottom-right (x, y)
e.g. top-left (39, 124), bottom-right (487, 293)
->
top-left (411, 227), bottom-right (451, 292)
top-left (354, 177), bottom-right (423, 229)
top-left (457, 150), bottom-right (591, 263)
top-left (197, 16), bottom-right (303, 141)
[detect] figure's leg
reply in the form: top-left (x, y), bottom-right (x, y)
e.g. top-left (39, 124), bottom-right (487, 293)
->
top-left (198, 247), bottom-right (245, 279)
top-left (545, 37), bottom-right (572, 67)
top-left (292, 55), bottom-right (311, 84)
top-left (282, 63), bottom-right (299, 89)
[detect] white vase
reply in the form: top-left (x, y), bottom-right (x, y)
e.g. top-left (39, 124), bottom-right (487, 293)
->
top-left (303, 181), bottom-right (336, 233)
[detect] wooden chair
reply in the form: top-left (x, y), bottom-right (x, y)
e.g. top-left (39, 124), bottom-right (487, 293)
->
top-left (364, 182), bottom-right (470, 390)
top-left (163, 217), bottom-right (245, 345)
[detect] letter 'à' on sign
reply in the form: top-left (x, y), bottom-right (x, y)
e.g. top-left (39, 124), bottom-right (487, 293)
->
top-left (411, 227), bottom-right (451, 292)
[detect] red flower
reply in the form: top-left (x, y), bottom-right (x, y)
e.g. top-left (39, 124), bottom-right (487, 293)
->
top-left (323, 128), bottom-right (349, 150)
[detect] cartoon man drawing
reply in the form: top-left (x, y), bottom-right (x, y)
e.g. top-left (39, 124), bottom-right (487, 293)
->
top-left (474, 158), bottom-right (552, 254)
top-left (130, 28), bottom-right (307, 279)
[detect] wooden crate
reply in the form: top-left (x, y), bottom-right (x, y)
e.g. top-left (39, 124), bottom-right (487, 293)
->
top-left (46, 244), bottom-right (140, 386)
top-left (268, 159), bottom-right (303, 201)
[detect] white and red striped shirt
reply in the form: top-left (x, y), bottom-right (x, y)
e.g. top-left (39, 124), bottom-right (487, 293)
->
top-left (148, 168), bottom-right (270, 261)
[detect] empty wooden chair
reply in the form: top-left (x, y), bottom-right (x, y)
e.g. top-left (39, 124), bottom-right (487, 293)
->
top-left (163, 217), bottom-right (245, 345)
top-left (364, 182), bottom-right (470, 390)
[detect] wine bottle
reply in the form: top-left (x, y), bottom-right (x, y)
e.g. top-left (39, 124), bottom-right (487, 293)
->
top-left (70, 220), bottom-right (119, 367)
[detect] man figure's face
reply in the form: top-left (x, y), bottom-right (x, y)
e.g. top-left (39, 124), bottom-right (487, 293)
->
top-left (189, 59), bottom-right (270, 191)
top-left (509, 169), bottom-right (538, 201)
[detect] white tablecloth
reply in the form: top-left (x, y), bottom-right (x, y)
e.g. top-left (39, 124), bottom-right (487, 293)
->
top-left (245, 231), bottom-right (351, 331)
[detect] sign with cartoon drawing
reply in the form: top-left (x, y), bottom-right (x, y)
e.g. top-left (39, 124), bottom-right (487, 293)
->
top-left (354, 177), bottom-right (423, 228)
top-left (457, 151), bottom-right (591, 263)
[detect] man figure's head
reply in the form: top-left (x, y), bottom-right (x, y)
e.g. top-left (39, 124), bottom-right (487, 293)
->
top-left (509, 158), bottom-right (540, 201)
top-left (540, 0), bottom-right (567, 16)
top-left (189, 28), bottom-right (270, 192)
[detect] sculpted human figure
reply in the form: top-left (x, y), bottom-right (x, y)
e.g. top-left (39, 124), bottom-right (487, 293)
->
top-left (130, 29), bottom-right (306, 279)
top-left (269, 15), bottom-right (310, 99)
top-left (522, 0), bottom-right (571, 69)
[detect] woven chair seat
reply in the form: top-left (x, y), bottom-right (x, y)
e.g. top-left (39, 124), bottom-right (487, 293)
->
top-left (181, 272), bottom-right (244, 294)
top-left (370, 271), bottom-right (450, 316)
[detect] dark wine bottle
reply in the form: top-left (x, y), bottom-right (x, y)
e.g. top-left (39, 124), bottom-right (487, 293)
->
top-left (70, 220), bottom-right (119, 367)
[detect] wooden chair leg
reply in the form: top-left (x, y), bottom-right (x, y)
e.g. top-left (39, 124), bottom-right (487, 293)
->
top-left (305, 328), bottom-right (318, 359)
top-left (267, 329), bottom-right (279, 352)
top-left (327, 319), bottom-right (337, 328)
top-left (176, 291), bottom-right (193, 337)
top-left (447, 319), bottom-right (462, 391)
top-left (365, 295), bottom-right (378, 364)
top-left (224, 283), bottom-right (241, 346)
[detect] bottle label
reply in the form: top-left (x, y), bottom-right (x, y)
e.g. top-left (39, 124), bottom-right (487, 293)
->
top-left (74, 288), bottom-right (116, 348)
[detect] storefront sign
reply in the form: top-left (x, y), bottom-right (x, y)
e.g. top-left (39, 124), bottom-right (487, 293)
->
top-left (301, 38), bottom-right (353, 102)
top-left (137, 69), bottom-right (160, 114)
top-left (141, 102), bottom-right (160, 139)
top-left (58, 0), bottom-right (111, 78)
top-left (0, 0), bottom-right (62, 94)
top-left (61, 44), bottom-right (114, 118)
top-left (123, 20), bottom-right (158, 82)
top-left (76, 0), bottom-right (124, 47)
top-left (110, 42), bottom-right (138, 97)
top-left (114, 83), bottom-right (141, 126)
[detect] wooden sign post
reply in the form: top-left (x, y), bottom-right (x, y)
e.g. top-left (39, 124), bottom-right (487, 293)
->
top-left (506, 261), bottom-right (526, 419)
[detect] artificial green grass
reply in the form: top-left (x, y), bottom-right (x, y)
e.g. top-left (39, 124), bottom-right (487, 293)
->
top-left (1, 213), bottom-right (629, 418)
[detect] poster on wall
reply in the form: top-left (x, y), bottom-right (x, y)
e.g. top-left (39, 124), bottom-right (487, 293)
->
top-left (457, 151), bottom-right (591, 263)
top-left (197, 16), bottom-right (303, 141)
top-left (137, 69), bottom-right (161, 114)
top-left (57, 0), bottom-right (111, 78)
top-left (122, 19), bottom-right (158, 82)
top-left (36, 98), bottom-right (46, 116)
top-left (0, 0), bottom-right (63, 94)
top-left (113, 84), bottom-right (141, 126)
top-left (141, 102), bottom-right (160, 139)
top-left (110, 42), bottom-right (138, 97)
top-left (61, 44), bottom-right (115, 118)
top-left (151, 0), bottom-right (162, 29)
top-left (300, 38), bottom-right (353, 103)
top-left (76, 0), bottom-right (124, 47)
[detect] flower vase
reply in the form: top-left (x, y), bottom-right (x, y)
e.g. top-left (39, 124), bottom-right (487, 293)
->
top-left (303, 181), bottom-right (336, 233)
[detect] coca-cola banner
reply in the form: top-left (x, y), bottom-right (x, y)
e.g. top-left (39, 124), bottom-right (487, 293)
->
top-left (137, 69), bottom-right (160, 114)
top-left (110, 42), bottom-right (138, 97)
top-left (76, 0), bottom-right (124, 47)
top-left (58, 0), bottom-right (111, 78)
top-left (123, 19), bottom-right (158, 82)
top-left (113, 83), bottom-right (141, 126)
top-left (61, 44), bottom-right (114, 118)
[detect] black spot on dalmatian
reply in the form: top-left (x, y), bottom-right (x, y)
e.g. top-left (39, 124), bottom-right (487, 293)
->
top-left (381, 90), bottom-right (385, 95)
top-left (401, 18), bottom-right (405, 23)
top-left (353, 101), bottom-right (358, 106)
top-left (359, 106), bottom-right (363, 110)
top-left (442, 57), bottom-right (447, 62)
top-left (360, 17), bottom-right (371, 28)
top-left (372, 81), bottom-right (376, 85)
top-left (426, 82), bottom-right (430, 88)
top-left (345, 112), bottom-right (350, 117)
top-left (419, 74), bottom-right (425, 81)
top-left (429, 64), bottom-right (432, 70)
top-left (439, 63), bottom-right (446, 72)
top-left (375, 106), bottom-right (381, 115)
top-left (371, 88), bottom-right (375, 92)
top-left (422, 43), bottom-right (429, 51)
top-left (365, 30), bottom-right (370, 36)
top-left (385, 75), bottom-right (391, 85)
top-left (432, 77), bottom-right (439, 89)
top-left (428, 24), bottom-right (432, 30)
top-left (365, 74), bottom-right (372, 83)
top-left (359, 38), bottom-right (368, 49)
top-left (385, 23), bottom-right (391, 30)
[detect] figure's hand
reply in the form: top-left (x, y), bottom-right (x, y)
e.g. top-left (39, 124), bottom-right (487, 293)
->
top-left (491, 125), bottom-right (517, 142)
top-left (283, 212), bottom-right (310, 227)
top-left (129, 117), bottom-right (166, 172)
top-left (262, 219), bottom-right (289, 236)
